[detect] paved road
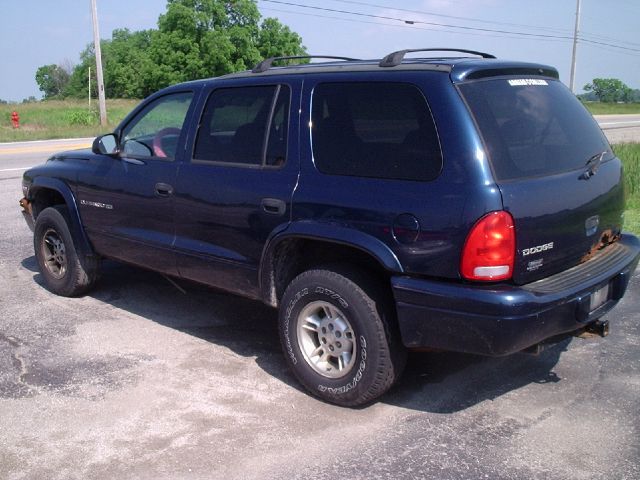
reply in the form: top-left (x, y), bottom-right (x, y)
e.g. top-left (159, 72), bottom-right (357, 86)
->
top-left (594, 114), bottom-right (640, 144)
top-left (1, 129), bottom-right (640, 479)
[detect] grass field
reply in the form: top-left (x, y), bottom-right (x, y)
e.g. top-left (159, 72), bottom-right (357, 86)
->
top-left (0, 99), bottom-right (139, 142)
top-left (584, 102), bottom-right (640, 115)
top-left (614, 143), bottom-right (640, 235)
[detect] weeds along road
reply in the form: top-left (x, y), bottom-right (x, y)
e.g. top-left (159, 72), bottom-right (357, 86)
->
top-left (0, 124), bottom-right (640, 479)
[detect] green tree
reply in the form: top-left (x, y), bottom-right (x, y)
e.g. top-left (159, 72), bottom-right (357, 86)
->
top-left (584, 78), bottom-right (633, 103)
top-left (257, 17), bottom-right (306, 59)
top-left (35, 64), bottom-right (70, 99)
top-left (105, 29), bottom-right (154, 98)
top-left (61, 0), bottom-right (306, 99)
top-left (64, 29), bottom-right (155, 99)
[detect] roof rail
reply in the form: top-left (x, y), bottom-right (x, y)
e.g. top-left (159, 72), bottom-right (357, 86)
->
top-left (252, 55), bottom-right (360, 73)
top-left (379, 48), bottom-right (496, 67)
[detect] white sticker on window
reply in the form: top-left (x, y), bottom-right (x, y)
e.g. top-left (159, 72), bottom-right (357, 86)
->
top-left (508, 79), bottom-right (549, 86)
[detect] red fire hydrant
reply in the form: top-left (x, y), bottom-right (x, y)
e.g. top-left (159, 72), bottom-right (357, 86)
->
top-left (11, 111), bottom-right (20, 129)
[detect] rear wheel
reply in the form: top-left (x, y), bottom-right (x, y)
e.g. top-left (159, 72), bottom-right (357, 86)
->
top-left (279, 266), bottom-right (406, 407)
top-left (34, 206), bottom-right (100, 296)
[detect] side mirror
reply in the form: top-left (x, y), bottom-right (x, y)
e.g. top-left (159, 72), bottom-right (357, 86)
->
top-left (92, 134), bottom-right (119, 156)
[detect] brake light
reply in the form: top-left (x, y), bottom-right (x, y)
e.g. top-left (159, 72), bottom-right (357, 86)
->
top-left (461, 211), bottom-right (515, 281)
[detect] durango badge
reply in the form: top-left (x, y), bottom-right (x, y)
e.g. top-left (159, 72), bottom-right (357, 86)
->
top-left (80, 199), bottom-right (113, 210)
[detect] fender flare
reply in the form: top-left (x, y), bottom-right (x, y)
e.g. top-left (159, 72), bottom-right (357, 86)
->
top-left (259, 221), bottom-right (403, 306)
top-left (29, 177), bottom-right (96, 260)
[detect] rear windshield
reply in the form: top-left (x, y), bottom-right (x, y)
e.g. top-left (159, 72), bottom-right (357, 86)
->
top-left (459, 78), bottom-right (611, 181)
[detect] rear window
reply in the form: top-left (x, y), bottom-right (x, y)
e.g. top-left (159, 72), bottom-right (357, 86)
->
top-left (459, 79), bottom-right (611, 181)
top-left (311, 82), bottom-right (442, 181)
top-left (194, 85), bottom-right (289, 167)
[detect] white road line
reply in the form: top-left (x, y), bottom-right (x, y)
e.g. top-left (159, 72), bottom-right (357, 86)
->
top-left (599, 121), bottom-right (640, 126)
top-left (0, 167), bottom-right (32, 172)
top-left (0, 137), bottom-right (94, 147)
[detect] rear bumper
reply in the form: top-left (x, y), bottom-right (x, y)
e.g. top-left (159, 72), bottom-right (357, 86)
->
top-left (392, 234), bottom-right (640, 356)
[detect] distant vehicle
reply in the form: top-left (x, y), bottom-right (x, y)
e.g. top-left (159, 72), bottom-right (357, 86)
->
top-left (20, 49), bottom-right (640, 406)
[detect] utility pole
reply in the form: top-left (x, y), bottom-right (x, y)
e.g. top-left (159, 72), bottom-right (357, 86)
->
top-left (90, 0), bottom-right (107, 126)
top-left (88, 66), bottom-right (91, 108)
top-left (569, 0), bottom-right (582, 93)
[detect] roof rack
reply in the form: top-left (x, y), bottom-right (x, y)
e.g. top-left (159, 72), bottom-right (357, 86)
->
top-left (379, 48), bottom-right (496, 68)
top-left (252, 55), bottom-right (360, 73)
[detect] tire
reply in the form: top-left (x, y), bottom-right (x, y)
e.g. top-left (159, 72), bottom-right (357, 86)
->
top-left (278, 266), bottom-right (406, 407)
top-left (33, 206), bottom-right (100, 297)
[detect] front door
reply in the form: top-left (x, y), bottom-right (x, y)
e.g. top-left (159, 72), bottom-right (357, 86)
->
top-left (77, 90), bottom-right (197, 274)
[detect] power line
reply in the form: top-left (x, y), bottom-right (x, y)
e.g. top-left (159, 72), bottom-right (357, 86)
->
top-left (327, 0), bottom-right (573, 35)
top-left (260, 6), bottom-right (570, 45)
top-left (581, 31), bottom-right (640, 48)
top-left (261, 0), bottom-right (574, 40)
top-left (332, 0), bottom-right (640, 49)
top-left (582, 42), bottom-right (640, 58)
top-left (260, 0), bottom-right (640, 55)
top-left (579, 37), bottom-right (640, 53)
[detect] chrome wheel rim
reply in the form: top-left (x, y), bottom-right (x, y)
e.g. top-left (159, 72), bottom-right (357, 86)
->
top-left (41, 228), bottom-right (67, 279)
top-left (296, 301), bottom-right (356, 378)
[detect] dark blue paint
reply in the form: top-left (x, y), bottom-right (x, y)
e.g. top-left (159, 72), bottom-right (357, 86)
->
top-left (21, 57), bottom-right (640, 356)
top-left (392, 234), bottom-right (640, 355)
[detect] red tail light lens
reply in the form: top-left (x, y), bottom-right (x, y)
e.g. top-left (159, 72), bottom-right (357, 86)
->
top-left (461, 211), bottom-right (515, 281)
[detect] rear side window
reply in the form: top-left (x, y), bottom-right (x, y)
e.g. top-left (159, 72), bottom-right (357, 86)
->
top-left (194, 85), bottom-right (290, 167)
top-left (311, 82), bottom-right (442, 181)
top-left (460, 79), bottom-right (611, 181)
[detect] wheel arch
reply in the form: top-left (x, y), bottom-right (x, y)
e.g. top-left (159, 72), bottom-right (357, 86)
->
top-left (259, 222), bottom-right (403, 307)
top-left (29, 177), bottom-right (96, 260)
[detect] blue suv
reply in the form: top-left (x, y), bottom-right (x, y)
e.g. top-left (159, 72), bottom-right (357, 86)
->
top-left (20, 49), bottom-right (640, 406)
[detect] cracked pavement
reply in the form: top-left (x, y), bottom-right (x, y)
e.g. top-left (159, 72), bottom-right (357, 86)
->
top-left (1, 149), bottom-right (640, 480)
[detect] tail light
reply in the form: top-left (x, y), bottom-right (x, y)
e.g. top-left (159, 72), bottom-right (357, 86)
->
top-left (461, 211), bottom-right (515, 281)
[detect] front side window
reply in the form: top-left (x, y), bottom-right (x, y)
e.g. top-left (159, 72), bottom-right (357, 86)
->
top-left (311, 82), bottom-right (442, 181)
top-left (121, 92), bottom-right (193, 160)
top-left (193, 85), bottom-right (290, 167)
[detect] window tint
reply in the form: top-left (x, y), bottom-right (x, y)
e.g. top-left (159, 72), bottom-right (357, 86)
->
top-left (122, 92), bottom-right (193, 159)
top-left (311, 82), bottom-right (442, 181)
top-left (194, 85), bottom-right (290, 167)
top-left (459, 79), bottom-right (611, 181)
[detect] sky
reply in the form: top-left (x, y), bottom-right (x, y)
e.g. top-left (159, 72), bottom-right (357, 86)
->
top-left (0, 0), bottom-right (638, 102)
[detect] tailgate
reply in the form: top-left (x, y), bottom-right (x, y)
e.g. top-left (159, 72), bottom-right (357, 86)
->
top-left (458, 76), bottom-right (624, 284)
top-left (499, 159), bottom-right (624, 284)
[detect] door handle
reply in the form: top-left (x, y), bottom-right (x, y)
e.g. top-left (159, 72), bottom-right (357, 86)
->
top-left (155, 182), bottom-right (174, 197)
top-left (261, 198), bottom-right (286, 216)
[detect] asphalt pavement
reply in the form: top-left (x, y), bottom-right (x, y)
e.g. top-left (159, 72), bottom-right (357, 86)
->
top-left (594, 114), bottom-right (640, 144)
top-left (0, 122), bottom-right (639, 479)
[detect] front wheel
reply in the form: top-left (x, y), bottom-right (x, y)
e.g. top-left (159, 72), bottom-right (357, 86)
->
top-left (33, 206), bottom-right (100, 297)
top-left (278, 266), bottom-right (406, 407)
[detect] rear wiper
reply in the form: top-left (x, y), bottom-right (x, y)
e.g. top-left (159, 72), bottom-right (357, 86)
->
top-left (580, 151), bottom-right (607, 180)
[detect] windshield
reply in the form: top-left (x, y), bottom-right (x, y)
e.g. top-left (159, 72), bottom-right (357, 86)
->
top-left (459, 78), bottom-right (611, 181)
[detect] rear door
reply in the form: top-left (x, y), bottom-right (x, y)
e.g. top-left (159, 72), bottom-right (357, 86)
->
top-left (173, 80), bottom-right (301, 297)
top-left (459, 78), bottom-right (625, 284)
